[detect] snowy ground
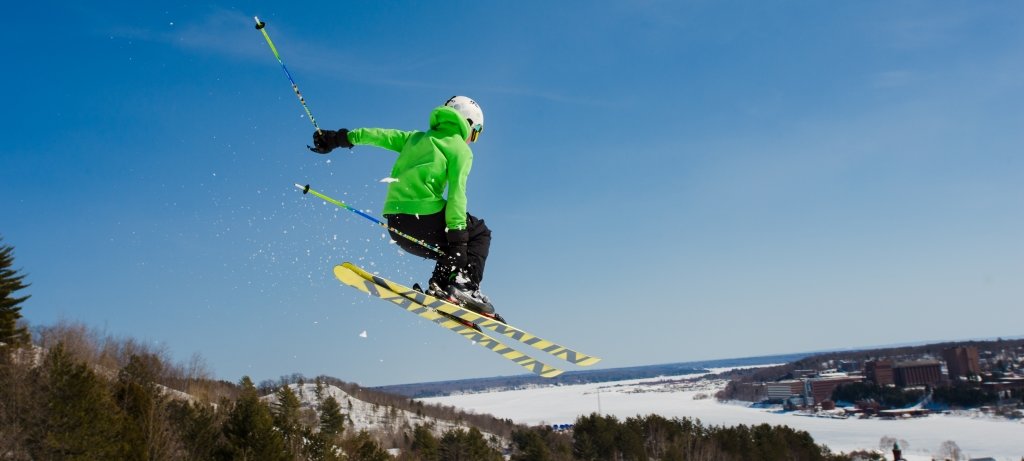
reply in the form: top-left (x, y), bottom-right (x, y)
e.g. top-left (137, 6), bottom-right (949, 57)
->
top-left (419, 372), bottom-right (1024, 461)
top-left (263, 383), bottom-right (494, 440)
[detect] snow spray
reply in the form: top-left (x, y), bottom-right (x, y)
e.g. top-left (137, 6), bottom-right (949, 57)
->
top-left (296, 184), bottom-right (445, 256)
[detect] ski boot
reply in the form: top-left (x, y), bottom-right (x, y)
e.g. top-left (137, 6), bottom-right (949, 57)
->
top-left (413, 282), bottom-right (474, 329)
top-left (426, 280), bottom-right (506, 326)
top-left (444, 279), bottom-right (507, 324)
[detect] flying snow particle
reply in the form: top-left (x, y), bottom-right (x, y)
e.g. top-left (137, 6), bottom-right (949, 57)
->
top-left (359, 330), bottom-right (368, 338)
top-left (380, 177), bottom-right (399, 183)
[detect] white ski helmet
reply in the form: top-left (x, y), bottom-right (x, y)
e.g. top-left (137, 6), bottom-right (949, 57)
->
top-left (445, 95), bottom-right (484, 142)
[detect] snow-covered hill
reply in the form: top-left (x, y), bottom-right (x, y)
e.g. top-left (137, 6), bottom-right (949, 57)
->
top-left (262, 383), bottom-right (503, 443)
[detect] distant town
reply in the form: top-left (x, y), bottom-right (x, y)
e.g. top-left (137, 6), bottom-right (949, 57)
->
top-left (719, 339), bottom-right (1024, 420)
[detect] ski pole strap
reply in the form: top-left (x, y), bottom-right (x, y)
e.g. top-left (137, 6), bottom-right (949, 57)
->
top-left (254, 16), bottom-right (322, 134)
top-left (296, 184), bottom-right (445, 256)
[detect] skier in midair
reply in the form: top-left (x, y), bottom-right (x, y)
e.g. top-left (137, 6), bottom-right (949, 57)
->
top-left (309, 96), bottom-right (497, 317)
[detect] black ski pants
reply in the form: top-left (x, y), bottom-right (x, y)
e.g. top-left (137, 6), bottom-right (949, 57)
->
top-left (386, 209), bottom-right (491, 287)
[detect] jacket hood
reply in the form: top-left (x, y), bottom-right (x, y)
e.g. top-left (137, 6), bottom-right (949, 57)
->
top-left (429, 106), bottom-right (471, 141)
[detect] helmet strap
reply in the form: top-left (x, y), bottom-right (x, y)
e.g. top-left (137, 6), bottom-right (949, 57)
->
top-left (468, 124), bottom-right (482, 143)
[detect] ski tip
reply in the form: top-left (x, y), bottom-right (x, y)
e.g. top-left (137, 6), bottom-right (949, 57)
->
top-left (333, 263), bottom-right (361, 280)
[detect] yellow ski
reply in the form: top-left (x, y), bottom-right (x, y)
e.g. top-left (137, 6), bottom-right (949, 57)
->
top-left (333, 264), bottom-right (564, 378)
top-left (339, 262), bottom-right (601, 367)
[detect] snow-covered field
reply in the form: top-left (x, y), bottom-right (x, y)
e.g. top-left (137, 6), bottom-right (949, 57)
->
top-left (420, 372), bottom-right (1024, 461)
top-left (264, 383), bottom-right (489, 439)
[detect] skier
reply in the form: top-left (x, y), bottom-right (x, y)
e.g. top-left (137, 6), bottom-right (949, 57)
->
top-left (309, 96), bottom-right (497, 317)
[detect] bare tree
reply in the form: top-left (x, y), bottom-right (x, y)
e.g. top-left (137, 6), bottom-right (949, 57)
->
top-left (937, 440), bottom-right (963, 461)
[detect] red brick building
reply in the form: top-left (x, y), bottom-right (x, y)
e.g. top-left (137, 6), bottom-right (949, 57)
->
top-left (807, 376), bottom-right (863, 404)
top-left (765, 380), bottom-right (804, 401)
top-left (942, 346), bottom-right (980, 378)
top-left (865, 360), bottom-right (894, 386)
top-left (892, 360), bottom-right (942, 386)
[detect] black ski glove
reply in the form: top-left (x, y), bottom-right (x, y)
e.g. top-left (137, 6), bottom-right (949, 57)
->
top-left (444, 229), bottom-right (470, 272)
top-left (309, 128), bottom-right (353, 154)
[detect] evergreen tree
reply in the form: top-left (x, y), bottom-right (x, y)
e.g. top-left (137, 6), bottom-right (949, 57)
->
top-left (319, 395), bottom-right (346, 438)
top-left (25, 343), bottom-right (125, 460)
top-left (519, 426), bottom-right (574, 461)
top-left (273, 384), bottom-right (305, 458)
top-left (115, 353), bottom-right (177, 460)
top-left (315, 376), bottom-right (326, 402)
top-left (0, 344), bottom-right (34, 458)
top-left (167, 400), bottom-right (225, 461)
top-left (342, 430), bottom-right (392, 461)
top-left (438, 427), bottom-right (502, 461)
top-left (511, 428), bottom-right (552, 461)
top-left (572, 413), bottom-right (622, 461)
top-left (304, 394), bottom-right (347, 461)
top-left (222, 376), bottom-right (289, 461)
top-left (410, 424), bottom-right (440, 461)
top-left (0, 237), bottom-right (31, 349)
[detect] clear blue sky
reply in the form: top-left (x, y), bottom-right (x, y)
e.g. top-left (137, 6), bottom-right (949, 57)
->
top-left (3, 2), bottom-right (1022, 387)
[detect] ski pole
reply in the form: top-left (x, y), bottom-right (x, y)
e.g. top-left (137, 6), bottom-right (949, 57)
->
top-left (295, 184), bottom-right (445, 256)
top-left (254, 16), bottom-right (322, 135)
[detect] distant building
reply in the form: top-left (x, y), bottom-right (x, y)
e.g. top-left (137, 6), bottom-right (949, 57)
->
top-left (865, 360), bottom-right (894, 386)
top-left (784, 395), bottom-right (813, 410)
top-left (943, 346), bottom-right (981, 378)
top-left (836, 360), bottom-right (859, 373)
top-left (792, 369), bottom-right (816, 378)
top-left (892, 360), bottom-right (942, 386)
top-left (765, 380), bottom-right (804, 402)
top-left (806, 375), bottom-right (863, 404)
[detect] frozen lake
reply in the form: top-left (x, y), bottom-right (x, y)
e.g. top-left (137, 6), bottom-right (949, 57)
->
top-left (420, 372), bottom-right (1024, 460)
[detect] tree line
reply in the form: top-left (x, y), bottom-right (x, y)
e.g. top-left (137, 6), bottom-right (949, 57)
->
top-left (0, 320), bottom-right (512, 460)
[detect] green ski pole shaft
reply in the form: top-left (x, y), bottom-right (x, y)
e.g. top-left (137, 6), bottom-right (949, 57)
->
top-left (296, 184), bottom-right (445, 256)
top-left (254, 16), bottom-right (322, 134)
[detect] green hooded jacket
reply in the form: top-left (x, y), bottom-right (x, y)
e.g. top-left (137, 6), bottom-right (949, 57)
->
top-left (346, 106), bottom-right (474, 231)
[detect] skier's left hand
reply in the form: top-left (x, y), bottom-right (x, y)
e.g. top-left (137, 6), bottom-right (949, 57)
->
top-left (309, 128), bottom-right (353, 154)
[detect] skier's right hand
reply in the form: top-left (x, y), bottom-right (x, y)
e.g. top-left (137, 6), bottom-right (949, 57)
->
top-left (309, 128), bottom-right (353, 154)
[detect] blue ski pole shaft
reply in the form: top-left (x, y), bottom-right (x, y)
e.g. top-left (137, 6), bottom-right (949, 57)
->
top-left (254, 16), bottom-right (322, 134)
top-left (296, 184), bottom-right (445, 256)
